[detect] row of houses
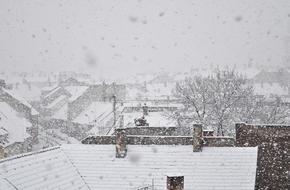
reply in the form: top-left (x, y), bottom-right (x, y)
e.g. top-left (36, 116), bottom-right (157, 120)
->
top-left (0, 77), bottom-right (127, 158)
top-left (35, 78), bottom-right (126, 142)
top-left (252, 69), bottom-right (290, 98)
top-left (38, 78), bottom-right (125, 121)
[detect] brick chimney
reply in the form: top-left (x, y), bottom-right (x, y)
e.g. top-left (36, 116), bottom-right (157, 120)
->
top-left (115, 128), bottom-right (127, 158)
top-left (167, 175), bottom-right (184, 190)
top-left (192, 124), bottom-right (203, 152)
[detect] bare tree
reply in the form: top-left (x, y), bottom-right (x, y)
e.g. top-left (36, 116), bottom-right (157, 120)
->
top-left (206, 69), bottom-right (253, 135)
top-left (174, 75), bottom-right (211, 126)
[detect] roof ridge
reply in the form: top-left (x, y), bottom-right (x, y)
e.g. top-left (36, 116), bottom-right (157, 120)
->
top-left (0, 146), bottom-right (60, 164)
top-left (0, 176), bottom-right (19, 190)
top-left (60, 146), bottom-right (92, 190)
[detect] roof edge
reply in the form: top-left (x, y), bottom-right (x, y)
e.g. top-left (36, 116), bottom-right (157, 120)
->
top-left (0, 146), bottom-right (60, 164)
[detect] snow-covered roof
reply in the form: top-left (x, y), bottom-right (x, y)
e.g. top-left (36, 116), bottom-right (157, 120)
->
top-left (121, 101), bottom-right (180, 108)
top-left (0, 144), bottom-right (258, 190)
top-left (64, 86), bottom-right (88, 101)
top-left (1, 88), bottom-right (39, 115)
top-left (74, 101), bottom-right (112, 124)
top-left (43, 86), bottom-right (62, 99)
top-left (82, 145), bottom-right (255, 190)
top-left (0, 128), bottom-right (8, 136)
top-left (2, 88), bottom-right (31, 108)
top-left (45, 95), bottom-right (67, 109)
top-left (0, 102), bottom-right (31, 147)
top-left (0, 176), bottom-right (17, 190)
top-left (8, 84), bottom-right (42, 101)
top-left (41, 84), bottom-right (58, 92)
top-left (51, 103), bottom-right (68, 120)
top-left (0, 147), bottom-right (89, 190)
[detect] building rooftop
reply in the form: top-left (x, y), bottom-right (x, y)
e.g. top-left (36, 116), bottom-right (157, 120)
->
top-left (1, 88), bottom-right (38, 115)
top-left (64, 86), bottom-right (88, 102)
top-left (0, 144), bottom-right (257, 190)
top-left (74, 101), bottom-right (113, 125)
top-left (0, 102), bottom-right (31, 147)
top-left (123, 112), bottom-right (177, 128)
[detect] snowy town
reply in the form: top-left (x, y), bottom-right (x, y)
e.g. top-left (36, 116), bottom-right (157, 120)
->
top-left (0, 0), bottom-right (290, 190)
top-left (0, 68), bottom-right (289, 189)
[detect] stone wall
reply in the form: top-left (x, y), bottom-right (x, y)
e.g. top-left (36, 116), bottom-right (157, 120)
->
top-left (82, 135), bottom-right (235, 147)
top-left (113, 127), bottom-right (182, 136)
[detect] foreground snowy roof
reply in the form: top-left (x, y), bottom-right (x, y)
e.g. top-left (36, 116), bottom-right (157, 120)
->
top-left (0, 176), bottom-right (17, 190)
top-left (0, 147), bottom-right (89, 190)
top-left (0, 102), bottom-right (31, 147)
top-left (0, 144), bottom-right (257, 190)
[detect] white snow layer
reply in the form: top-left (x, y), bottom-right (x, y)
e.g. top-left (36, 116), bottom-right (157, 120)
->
top-left (0, 144), bottom-right (258, 190)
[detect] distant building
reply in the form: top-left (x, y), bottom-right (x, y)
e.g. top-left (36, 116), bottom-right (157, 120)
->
top-left (252, 70), bottom-right (290, 98)
top-left (0, 88), bottom-right (39, 158)
top-left (118, 101), bottom-right (179, 129)
top-left (0, 79), bottom-right (6, 88)
top-left (0, 102), bottom-right (33, 158)
top-left (40, 78), bottom-right (126, 121)
top-left (253, 69), bottom-right (290, 85)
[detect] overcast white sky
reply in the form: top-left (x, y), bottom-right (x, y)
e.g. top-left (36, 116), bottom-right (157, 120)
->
top-left (0, 0), bottom-right (289, 78)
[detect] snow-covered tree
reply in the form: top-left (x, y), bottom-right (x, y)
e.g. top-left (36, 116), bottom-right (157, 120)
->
top-left (173, 68), bottom-right (290, 136)
top-left (174, 75), bottom-right (211, 127)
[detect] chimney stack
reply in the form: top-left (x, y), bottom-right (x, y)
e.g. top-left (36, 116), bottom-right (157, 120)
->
top-left (116, 128), bottom-right (127, 158)
top-left (167, 175), bottom-right (184, 190)
top-left (192, 124), bottom-right (203, 152)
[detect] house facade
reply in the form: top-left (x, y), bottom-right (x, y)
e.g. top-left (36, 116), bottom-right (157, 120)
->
top-left (236, 123), bottom-right (290, 190)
